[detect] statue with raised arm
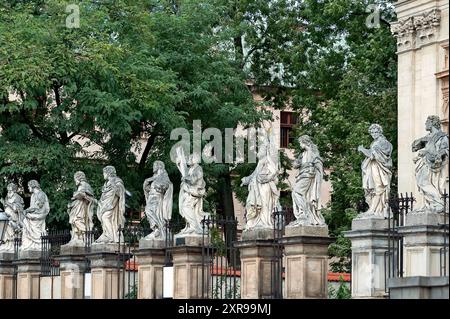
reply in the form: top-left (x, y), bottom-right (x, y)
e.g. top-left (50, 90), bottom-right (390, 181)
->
top-left (175, 147), bottom-right (207, 236)
top-left (0, 183), bottom-right (24, 252)
top-left (412, 115), bottom-right (449, 213)
top-left (67, 171), bottom-right (96, 246)
top-left (95, 166), bottom-right (126, 244)
top-left (289, 135), bottom-right (325, 226)
top-left (357, 124), bottom-right (393, 218)
top-left (143, 161), bottom-right (173, 240)
top-left (21, 180), bottom-right (50, 251)
top-left (241, 124), bottom-right (281, 230)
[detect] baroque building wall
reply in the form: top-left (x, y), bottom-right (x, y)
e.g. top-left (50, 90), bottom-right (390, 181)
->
top-left (391, 0), bottom-right (449, 197)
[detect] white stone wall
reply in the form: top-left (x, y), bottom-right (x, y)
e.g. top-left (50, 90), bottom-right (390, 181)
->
top-left (393, 0), bottom-right (449, 197)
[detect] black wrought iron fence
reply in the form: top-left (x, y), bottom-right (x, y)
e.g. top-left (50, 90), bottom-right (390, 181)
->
top-left (201, 215), bottom-right (240, 299)
top-left (117, 223), bottom-right (150, 299)
top-left (40, 229), bottom-right (71, 277)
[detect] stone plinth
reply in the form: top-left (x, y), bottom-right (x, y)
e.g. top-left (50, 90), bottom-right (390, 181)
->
top-left (344, 217), bottom-right (390, 299)
top-left (135, 240), bottom-right (166, 299)
top-left (171, 244), bottom-right (207, 299)
top-left (0, 252), bottom-right (16, 299)
top-left (399, 212), bottom-right (448, 277)
top-left (388, 276), bottom-right (449, 299)
top-left (234, 239), bottom-right (277, 299)
top-left (280, 225), bottom-right (332, 299)
top-left (86, 244), bottom-right (127, 299)
top-left (14, 250), bottom-right (42, 299)
top-left (241, 228), bottom-right (274, 240)
top-left (55, 245), bottom-right (89, 299)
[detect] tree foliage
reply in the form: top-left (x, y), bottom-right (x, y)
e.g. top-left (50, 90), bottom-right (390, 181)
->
top-left (0, 0), bottom-right (262, 228)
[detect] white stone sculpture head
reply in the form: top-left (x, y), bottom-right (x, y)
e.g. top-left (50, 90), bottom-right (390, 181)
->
top-left (187, 153), bottom-right (201, 166)
top-left (103, 166), bottom-right (117, 180)
top-left (368, 124), bottom-right (383, 140)
top-left (27, 180), bottom-right (40, 193)
top-left (425, 115), bottom-right (441, 132)
top-left (7, 183), bottom-right (18, 195)
top-left (153, 161), bottom-right (165, 173)
top-left (74, 171), bottom-right (86, 186)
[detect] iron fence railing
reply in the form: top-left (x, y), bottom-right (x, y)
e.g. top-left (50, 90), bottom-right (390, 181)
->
top-left (201, 215), bottom-right (240, 299)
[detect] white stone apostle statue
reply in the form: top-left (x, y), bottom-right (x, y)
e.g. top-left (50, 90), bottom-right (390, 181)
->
top-left (357, 124), bottom-right (393, 218)
top-left (412, 115), bottom-right (449, 213)
top-left (0, 183), bottom-right (24, 252)
top-left (175, 147), bottom-right (207, 236)
top-left (67, 171), bottom-right (96, 246)
top-left (21, 180), bottom-right (50, 251)
top-left (241, 125), bottom-right (281, 230)
top-left (95, 166), bottom-right (126, 244)
top-left (289, 135), bottom-right (325, 226)
top-left (143, 161), bottom-right (173, 240)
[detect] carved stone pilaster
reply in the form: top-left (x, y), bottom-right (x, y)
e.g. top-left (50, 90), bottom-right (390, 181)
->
top-left (391, 9), bottom-right (442, 52)
top-left (414, 9), bottom-right (441, 46)
top-left (391, 17), bottom-right (415, 51)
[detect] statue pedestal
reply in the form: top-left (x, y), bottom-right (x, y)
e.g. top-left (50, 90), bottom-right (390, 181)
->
top-left (171, 235), bottom-right (207, 299)
top-left (135, 239), bottom-right (166, 299)
top-left (280, 225), bottom-right (332, 299)
top-left (56, 245), bottom-right (88, 299)
top-left (399, 212), bottom-right (448, 277)
top-left (14, 250), bottom-right (42, 299)
top-left (86, 243), bottom-right (126, 299)
top-left (235, 228), bottom-right (277, 299)
top-left (0, 252), bottom-right (16, 299)
top-left (344, 217), bottom-right (390, 299)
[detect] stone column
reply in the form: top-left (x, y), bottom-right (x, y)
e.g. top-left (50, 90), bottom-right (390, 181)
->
top-left (344, 218), bottom-right (390, 299)
top-left (55, 246), bottom-right (88, 299)
top-left (135, 240), bottom-right (166, 299)
top-left (234, 228), bottom-right (277, 299)
top-left (399, 213), bottom-right (448, 277)
top-left (86, 244), bottom-right (124, 299)
top-left (0, 252), bottom-right (16, 299)
top-left (171, 236), bottom-right (207, 299)
top-left (280, 226), bottom-right (332, 299)
top-left (14, 251), bottom-right (42, 299)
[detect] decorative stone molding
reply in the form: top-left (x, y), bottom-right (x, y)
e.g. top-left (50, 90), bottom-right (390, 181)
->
top-left (391, 17), bottom-right (415, 50)
top-left (391, 9), bottom-right (441, 51)
top-left (414, 9), bottom-right (441, 45)
top-left (436, 43), bottom-right (449, 134)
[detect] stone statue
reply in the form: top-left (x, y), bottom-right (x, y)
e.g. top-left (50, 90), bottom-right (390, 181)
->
top-left (0, 183), bottom-right (24, 252)
top-left (67, 171), bottom-right (96, 246)
top-left (143, 161), bottom-right (173, 240)
top-left (412, 115), bottom-right (449, 213)
top-left (175, 147), bottom-right (207, 236)
top-left (95, 166), bottom-right (126, 244)
top-left (241, 124), bottom-right (281, 230)
top-left (357, 124), bottom-right (393, 218)
top-left (21, 180), bottom-right (50, 251)
top-left (289, 135), bottom-right (325, 226)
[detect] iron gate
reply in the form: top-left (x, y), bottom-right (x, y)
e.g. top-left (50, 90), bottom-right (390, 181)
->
top-left (201, 215), bottom-right (240, 299)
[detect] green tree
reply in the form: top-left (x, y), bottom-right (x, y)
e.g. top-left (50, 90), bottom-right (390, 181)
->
top-left (0, 0), bottom-right (262, 228)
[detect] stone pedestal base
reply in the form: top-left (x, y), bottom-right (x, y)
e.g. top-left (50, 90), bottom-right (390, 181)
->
top-left (281, 225), bottom-right (332, 299)
top-left (171, 245), bottom-right (206, 299)
top-left (344, 217), bottom-right (390, 299)
top-left (135, 241), bottom-right (166, 299)
top-left (400, 212), bottom-right (448, 277)
top-left (388, 276), bottom-right (449, 299)
top-left (56, 245), bottom-right (88, 299)
top-left (0, 252), bottom-right (16, 299)
top-left (14, 250), bottom-right (42, 299)
top-left (86, 244), bottom-right (125, 299)
top-left (234, 240), bottom-right (277, 299)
